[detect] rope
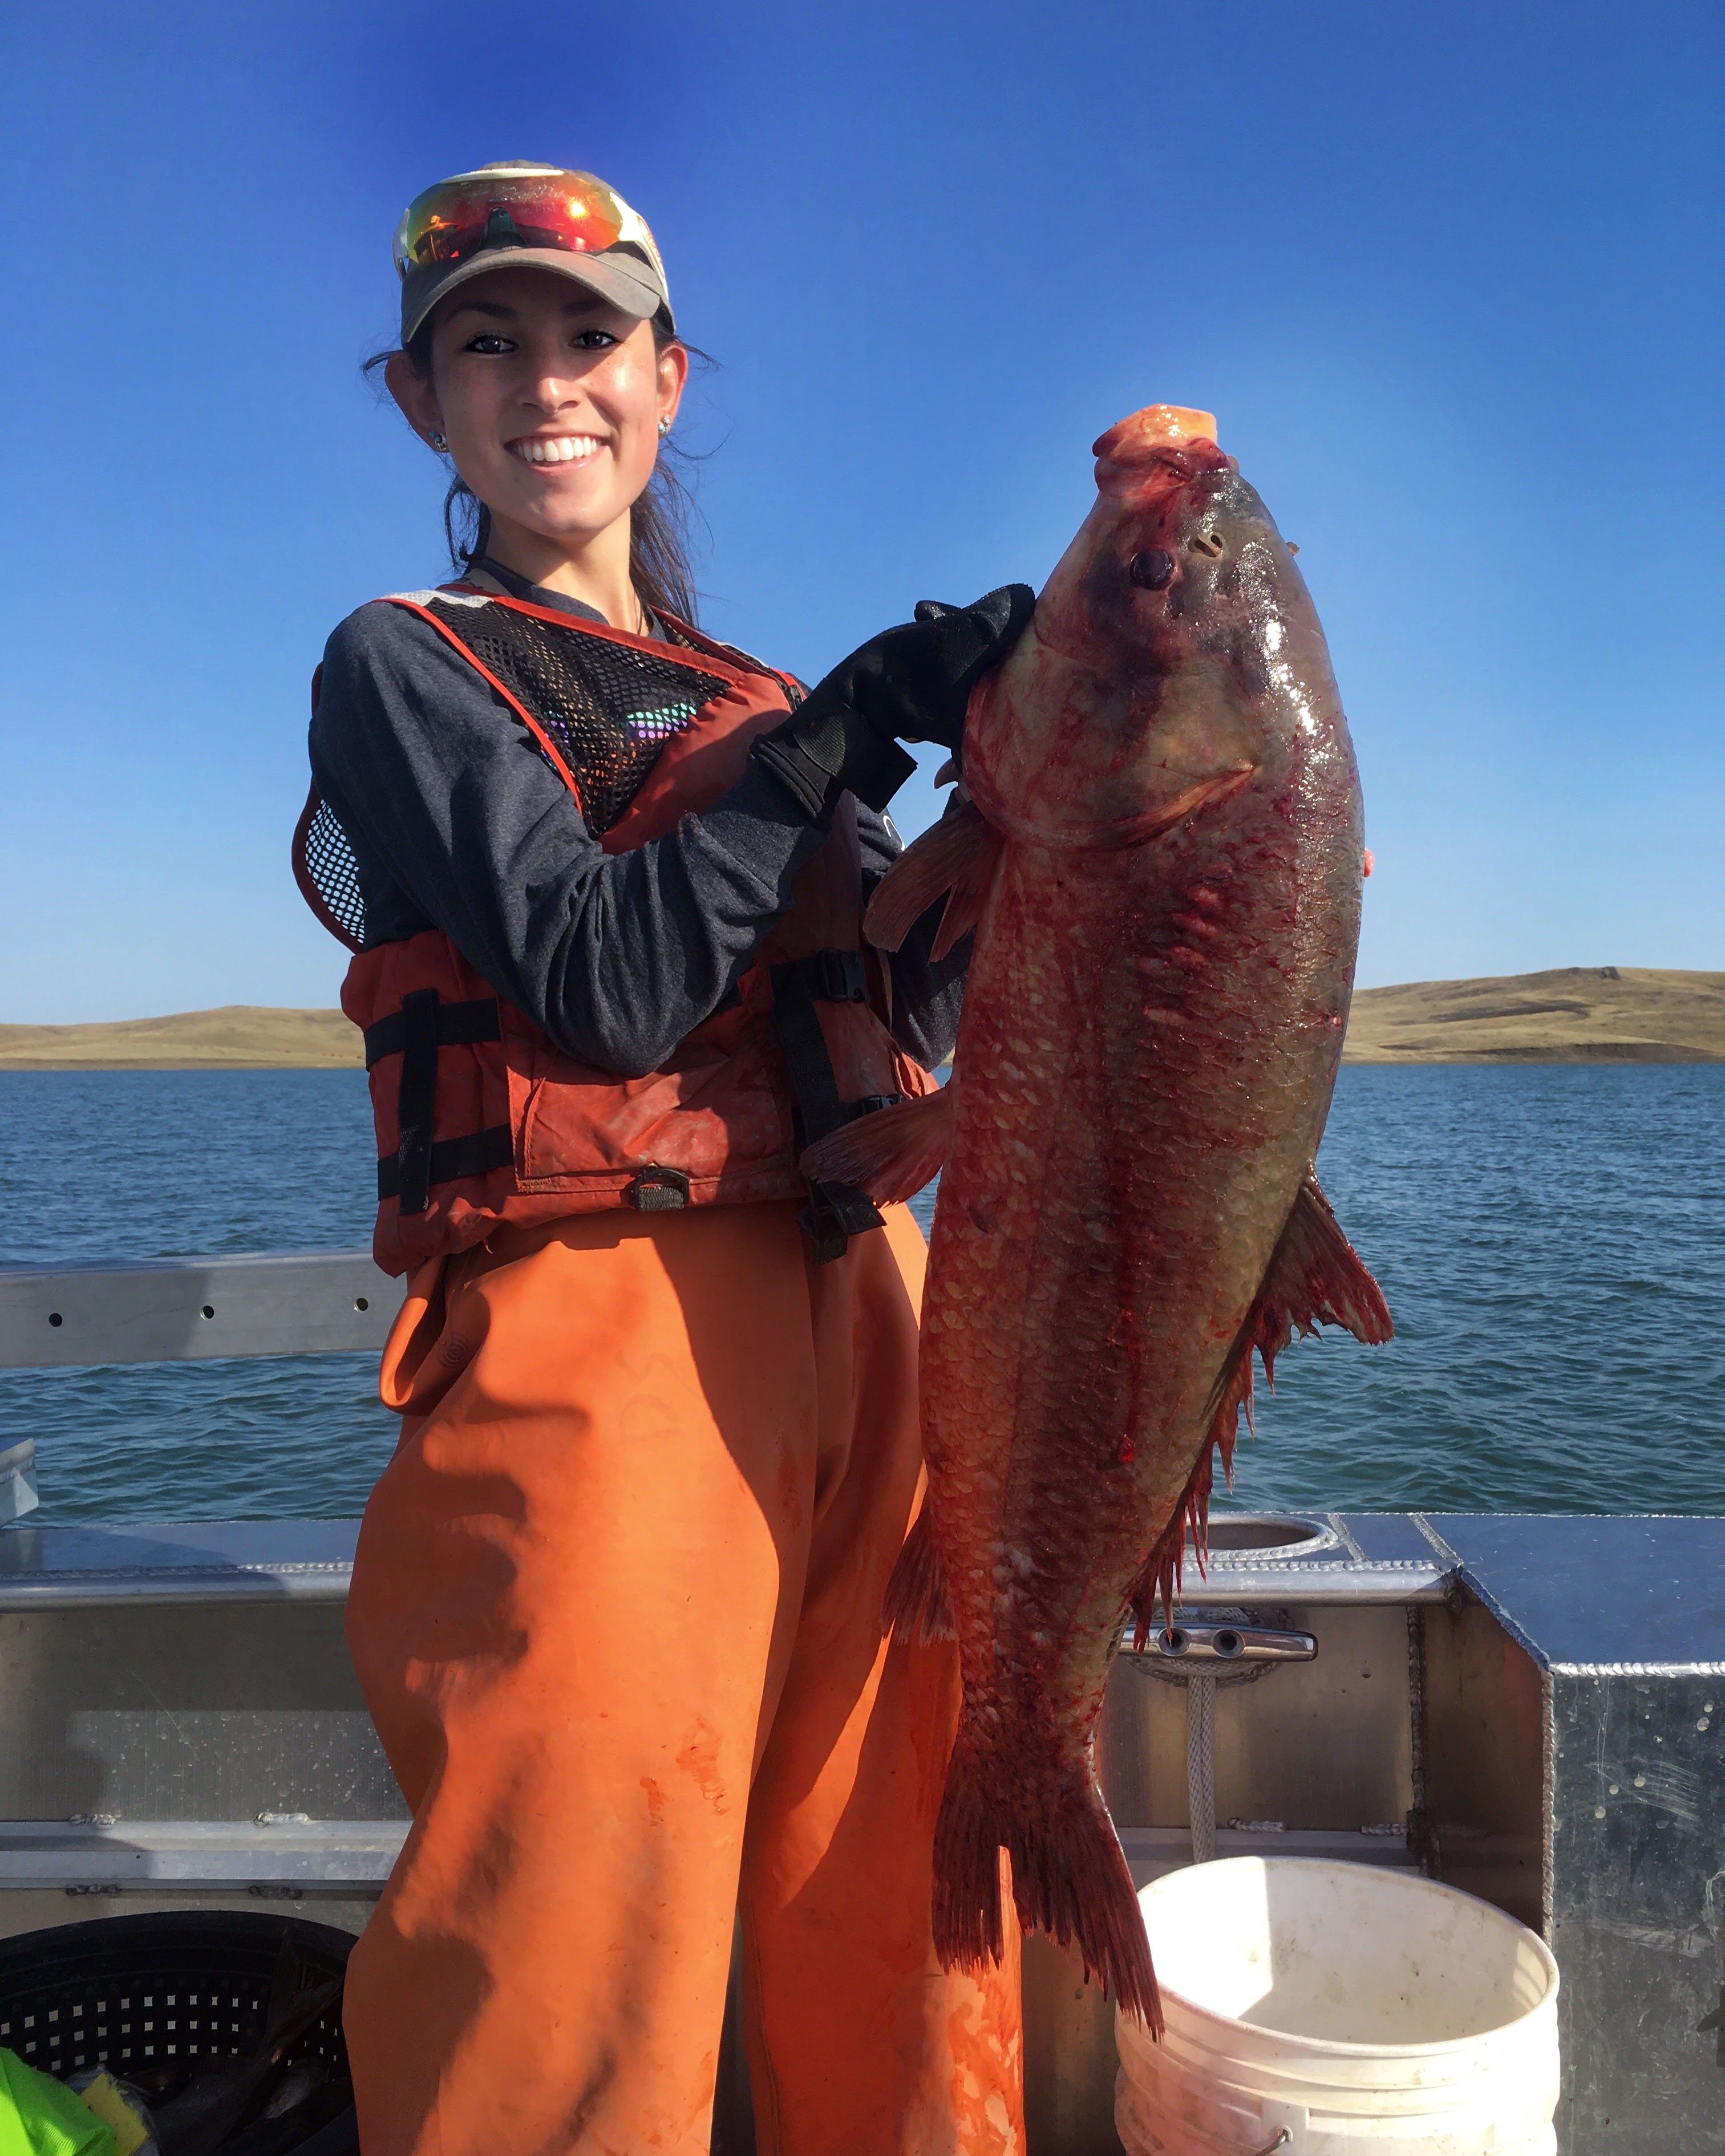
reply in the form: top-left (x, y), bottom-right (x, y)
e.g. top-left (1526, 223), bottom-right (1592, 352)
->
top-left (1187, 1672), bottom-right (1217, 1864)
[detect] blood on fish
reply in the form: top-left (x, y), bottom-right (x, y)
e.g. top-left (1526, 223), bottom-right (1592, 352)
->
top-left (803, 403), bottom-right (1391, 2033)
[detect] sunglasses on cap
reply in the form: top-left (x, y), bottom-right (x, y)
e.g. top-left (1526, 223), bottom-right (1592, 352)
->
top-left (392, 165), bottom-right (674, 341)
top-left (396, 169), bottom-right (637, 271)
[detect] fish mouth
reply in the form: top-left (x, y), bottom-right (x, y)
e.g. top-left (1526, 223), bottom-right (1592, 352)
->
top-left (962, 763), bottom-right (1256, 852)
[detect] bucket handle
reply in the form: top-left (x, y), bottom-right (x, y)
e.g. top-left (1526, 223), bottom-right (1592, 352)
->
top-left (1250, 2135), bottom-right (1291, 2156)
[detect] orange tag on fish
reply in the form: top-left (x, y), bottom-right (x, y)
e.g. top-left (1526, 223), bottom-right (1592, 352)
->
top-left (1139, 404), bottom-right (1218, 444)
top-left (1092, 405), bottom-right (1223, 493)
top-left (1092, 404), bottom-right (1217, 456)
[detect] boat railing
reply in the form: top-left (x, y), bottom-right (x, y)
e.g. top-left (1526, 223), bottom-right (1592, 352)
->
top-left (0, 1250), bottom-right (404, 1522)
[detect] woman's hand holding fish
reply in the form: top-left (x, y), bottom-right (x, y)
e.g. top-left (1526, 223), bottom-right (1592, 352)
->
top-left (750, 583), bottom-right (1035, 822)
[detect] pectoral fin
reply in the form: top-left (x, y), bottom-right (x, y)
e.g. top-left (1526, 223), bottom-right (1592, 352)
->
top-left (882, 1499), bottom-right (957, 1643)
top-left (800, 1083), bottom-right (956, 1205)
top-left (865, 797), bottom-right (1003, 958)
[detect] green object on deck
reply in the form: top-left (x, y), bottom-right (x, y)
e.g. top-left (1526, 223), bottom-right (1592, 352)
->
top-left (0, 2048), bottom-right (114, 2156)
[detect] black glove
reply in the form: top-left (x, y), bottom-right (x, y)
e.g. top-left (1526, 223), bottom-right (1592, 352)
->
top-left (751, 583), bottom-right (1035, 823)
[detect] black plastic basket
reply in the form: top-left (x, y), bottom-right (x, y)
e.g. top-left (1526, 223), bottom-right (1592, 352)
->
top-left (0, 1910), bottom-right (353, 2129)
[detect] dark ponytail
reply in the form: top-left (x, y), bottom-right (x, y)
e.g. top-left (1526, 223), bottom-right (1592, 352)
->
top-left (366, 317), bottom-right (707, 625)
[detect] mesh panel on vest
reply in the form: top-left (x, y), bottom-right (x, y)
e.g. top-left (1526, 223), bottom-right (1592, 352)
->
top-left (298, 792), bottom-right (367, 951)
top-left (427, 597), bottom-right (736, 836)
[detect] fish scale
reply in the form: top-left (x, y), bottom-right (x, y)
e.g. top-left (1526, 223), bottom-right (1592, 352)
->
top-left (804, 404), bottom-right (1392, 2030)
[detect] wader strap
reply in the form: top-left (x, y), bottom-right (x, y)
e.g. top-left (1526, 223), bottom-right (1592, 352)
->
top-left (372, 987), bottom-right (511, 1214)
top-left (769, 951), bottom-right (892, 1265)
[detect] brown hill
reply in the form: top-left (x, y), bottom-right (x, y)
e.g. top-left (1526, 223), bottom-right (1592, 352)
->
top-left (0, 1006), bottom-right (362, 1069)
top-left (2, 968), bottom-right (1721, 1069)
top-left (1342, 967), bottom-right (1725, 1064)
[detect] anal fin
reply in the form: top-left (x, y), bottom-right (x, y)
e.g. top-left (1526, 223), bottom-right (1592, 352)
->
top-left (800, 1084), bottom-right (955, 1205)
top-left (1126, 1441), bottom-right (1221, 1651)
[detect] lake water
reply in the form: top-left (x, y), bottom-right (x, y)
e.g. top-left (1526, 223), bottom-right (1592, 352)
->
top-left (2, 1065), bottom-right (1721, 1523)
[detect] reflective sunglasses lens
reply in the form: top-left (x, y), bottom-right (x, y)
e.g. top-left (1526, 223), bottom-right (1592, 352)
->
top-left (396, 173), bottom-right (626, 275)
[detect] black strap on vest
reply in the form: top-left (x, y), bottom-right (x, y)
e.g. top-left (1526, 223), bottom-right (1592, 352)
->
top-left (366, 964), bottom-right (894, 1249)
top-left (378, 1127), bottom-right (514, 1206)
top-left (363, 995), bottom-right (501, 1069)
top-left (774, 949), bottom-right (869, 1007)
top-left (769, 954), bottom-right (898, 1266)
top-left (368, 988), bottom-right (511, 1215)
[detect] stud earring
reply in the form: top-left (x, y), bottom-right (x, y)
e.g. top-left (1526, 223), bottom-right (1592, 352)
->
top-left (658, 416), bottom-right (670, 436)
top-left (430, 430), bottom-right (448, 452)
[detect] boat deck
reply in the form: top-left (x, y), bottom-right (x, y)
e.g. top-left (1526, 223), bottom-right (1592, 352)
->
top-left (2, 1253), bottom-right (1720, 2152)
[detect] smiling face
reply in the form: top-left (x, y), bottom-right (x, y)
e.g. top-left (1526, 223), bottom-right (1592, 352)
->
top-left (384, 264), bottom-right (687, 586)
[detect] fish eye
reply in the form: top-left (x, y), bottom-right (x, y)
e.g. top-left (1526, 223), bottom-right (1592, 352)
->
top-left (1128, 549), bottom-right (1175, 590)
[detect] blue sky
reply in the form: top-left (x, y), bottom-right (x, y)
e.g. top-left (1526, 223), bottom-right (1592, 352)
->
top-left (0, 0), bottom-right (1718, 1021)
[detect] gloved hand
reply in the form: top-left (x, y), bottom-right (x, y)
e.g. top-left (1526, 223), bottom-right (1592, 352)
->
top-left (751, 583), bottom-right (1036, 822)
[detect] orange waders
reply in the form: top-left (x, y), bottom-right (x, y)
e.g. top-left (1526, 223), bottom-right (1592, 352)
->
top-left (341, 1198), bottom-right (1023, 2156)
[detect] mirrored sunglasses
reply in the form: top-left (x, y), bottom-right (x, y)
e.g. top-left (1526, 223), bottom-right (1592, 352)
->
top-left (394, 171), bottom-right (629, 278)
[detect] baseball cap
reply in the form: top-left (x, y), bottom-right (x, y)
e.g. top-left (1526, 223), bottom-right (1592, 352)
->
top-left (394, 163), bottom-right (675, 344)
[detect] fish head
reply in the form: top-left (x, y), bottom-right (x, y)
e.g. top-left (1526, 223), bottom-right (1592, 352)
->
top-left (965, 404), bottom-right (1351, 850)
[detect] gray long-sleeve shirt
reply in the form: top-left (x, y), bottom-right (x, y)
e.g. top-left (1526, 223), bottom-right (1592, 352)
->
top-left (307, 576), bottom-right (969, 1076)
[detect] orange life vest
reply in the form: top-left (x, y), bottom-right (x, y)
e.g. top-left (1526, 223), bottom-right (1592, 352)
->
top-left (294, 586), bottom-right (934, 1277)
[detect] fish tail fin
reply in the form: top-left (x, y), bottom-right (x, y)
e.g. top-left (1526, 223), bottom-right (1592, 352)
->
top-left (865, 797), bottom-right (1003, 956)
top-left (882, 1500), bottom-right (955, 1643)
top-left (800, 1084), bottom-right (955, 1205)
top-left (930, 1753), bottom-right (1009, 1975)
top-left (933, 1746), bottom-right (1163, 2034)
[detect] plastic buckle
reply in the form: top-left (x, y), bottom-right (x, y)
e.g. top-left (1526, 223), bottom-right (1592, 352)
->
top-left (796, 1178), bottom-right (886, 1263)
top-left (625, 1165), bottom-right (691, 1212)
top-left (845, 1094), bottom-right (904, 1121)
top-left (813, 950), bottom-right (866, 1003)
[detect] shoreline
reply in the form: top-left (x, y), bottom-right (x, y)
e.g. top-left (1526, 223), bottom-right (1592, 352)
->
top-left (3, 967), bottom-right (1722, 1071)
top-left (1341, 966), bottom-right (1724, 1066)
top-left (0, 1006), bottom-right (361, 1072)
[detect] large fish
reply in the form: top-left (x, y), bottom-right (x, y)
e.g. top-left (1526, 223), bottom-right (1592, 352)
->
top-left (804, 405), bottom-right (1392, 2025)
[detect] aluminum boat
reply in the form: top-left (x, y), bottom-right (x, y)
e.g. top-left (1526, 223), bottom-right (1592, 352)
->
top-left (1, 1249), bottom-right (1720, 2153)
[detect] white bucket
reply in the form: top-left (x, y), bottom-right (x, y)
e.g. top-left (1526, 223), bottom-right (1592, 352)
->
top-left (1114, 1858), bottom-right (1559, 2155)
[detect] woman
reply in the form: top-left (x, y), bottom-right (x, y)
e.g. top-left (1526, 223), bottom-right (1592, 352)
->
top-left (294, 163), bottom-right (1030, 2156)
